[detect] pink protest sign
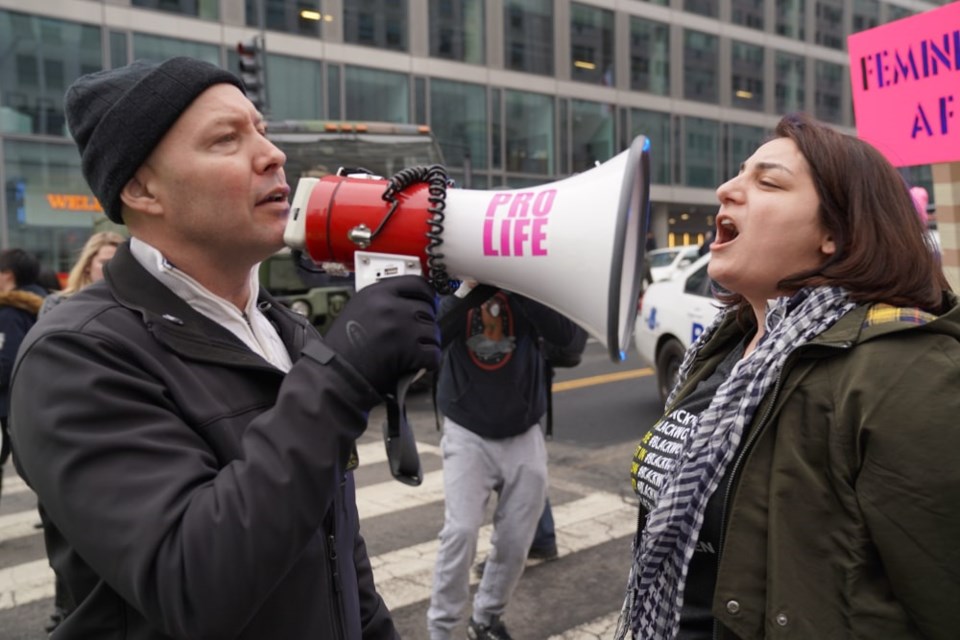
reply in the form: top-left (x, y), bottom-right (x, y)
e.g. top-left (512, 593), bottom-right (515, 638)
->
top-left (848, 3), bottom-right (960, 167)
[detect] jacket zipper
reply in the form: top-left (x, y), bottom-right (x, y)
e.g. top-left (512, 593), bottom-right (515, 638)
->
top-left (327, 529), bottom-right (346, 640)
top-left (711, 341), bottom-right (851, 640)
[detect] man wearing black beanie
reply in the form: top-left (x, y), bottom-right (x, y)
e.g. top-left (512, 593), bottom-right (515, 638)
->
top-left (9, 57), bottom-right (440, 639)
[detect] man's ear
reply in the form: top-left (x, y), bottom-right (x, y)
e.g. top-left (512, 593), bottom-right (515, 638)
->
top-left (119, 170), bottom-right (163, 216)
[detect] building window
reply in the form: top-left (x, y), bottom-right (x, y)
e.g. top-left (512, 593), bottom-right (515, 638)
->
top-left (504, 90), bottom-right (554, 176)
top-left (630, 109), bottom-right (671, 185)
top-left (629, 17), bottom-right (669, 96)
top-left (135, 34), bottom-right (220, 66)
top-left (852, 0), bottom-right (879, 33)
top-left (244, 0), bottom-right (321, 37)
top-left (884, 4), bottom-right (913, 23)
top-left (0, 11), bottom-right (102, 136)
top-left (570, 3), bottom-right (614, 86)
top-left (683, 117), bottom-right (720, 188)
top-left (327, 64), bottom-right (341, 119)
top-left (491, 88), bottom-right (502, 171)
top-left (3, 139), bottom-right (96, 271)
top-left (815, 0), bottom-right (845, 50)
top-left (684, 0), bottom-right (718, 18)
top-left (429, 0), bottom-right (484, 64)
top-left (570, 100), bottom-right (614, 172)
top-left (725, 124), bottom-right (767, 179)
top-left (731, 0), bottom-right (765, 30)
top-left (344, 0), bottom-right (408, 52)
top-left (775, 51), bottom-right (805, 113)
top-left (776, 0), bottom-right (805, 40)
top-left (683, 30), bottom-right (718, 104)
top-left (815, 60), bottom-right (844, 124)
top-left (504, 0), bottom-right (553, 76)
top-left (731, 41), bottom-right (764, 112)
top-left (109, 31), bottom-right (129, 69)
top-left (430, 79), bottom-right (488, 174)
top-left (263, 55), bottom-right (322, 120)
top-left (132, 0), bottom-right (218, 20)
top-left (344, 66), bottom-right (409, 123)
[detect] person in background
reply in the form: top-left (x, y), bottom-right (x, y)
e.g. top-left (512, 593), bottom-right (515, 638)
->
top-left (40, 231), bottom-right (125, 316)
top-left (35, 230), bottom-right (125, 634)
top-left (36, 268), bottom-right (63, 294)
top-left (645, 231), bottom-right (657, 252)
top-left (474, 323), bottom-right (588, 579)
top-left (697, 230), bottom-right (714, 257)
top-left (618, 113), bottom-right (959, 640)
top-left (10, 57), bottom-right (439, 639)
top-left (0, 249), bottom-right (45, 514)
top-left (428, 281), bottom-right (585, 640)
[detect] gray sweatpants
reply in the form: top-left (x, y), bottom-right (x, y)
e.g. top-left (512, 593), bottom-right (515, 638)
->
top-left (427, 418), bottom-right (548, 640)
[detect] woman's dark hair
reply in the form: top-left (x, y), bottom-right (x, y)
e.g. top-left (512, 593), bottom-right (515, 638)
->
top-left (718, 113), bottom-right (949, 314)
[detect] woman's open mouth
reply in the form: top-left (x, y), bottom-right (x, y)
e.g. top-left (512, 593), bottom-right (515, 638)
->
top-left (715, 216), bottom-right (739, 245)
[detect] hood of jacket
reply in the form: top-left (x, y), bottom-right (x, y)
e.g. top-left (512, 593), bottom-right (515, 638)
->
top-left (0, 288), bottom-right (44, 315)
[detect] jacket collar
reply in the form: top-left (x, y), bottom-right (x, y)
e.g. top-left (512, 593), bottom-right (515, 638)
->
top-left (103, 241), bottom-right (309, 368)
top-left (809, 290), bottom-right (960, 346)
top-left (706, 291), bottom-right (960, 353)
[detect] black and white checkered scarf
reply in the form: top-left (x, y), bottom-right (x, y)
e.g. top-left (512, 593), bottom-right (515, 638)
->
top-left (616, 286), bottom-right (856, 640)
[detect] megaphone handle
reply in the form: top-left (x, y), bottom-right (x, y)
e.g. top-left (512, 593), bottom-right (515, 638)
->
top-left (382, 370), bottom-right (424, 486)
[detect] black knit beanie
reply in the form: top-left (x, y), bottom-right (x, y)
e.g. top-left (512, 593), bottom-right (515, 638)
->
top-left (64, 57), bottom-right (244, 224)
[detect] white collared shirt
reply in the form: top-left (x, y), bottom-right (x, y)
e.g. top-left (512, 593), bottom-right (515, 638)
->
top-left (129, 237), bottom-right (293, 372)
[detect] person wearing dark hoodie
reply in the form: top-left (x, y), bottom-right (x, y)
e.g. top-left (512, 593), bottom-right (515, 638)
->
top-left (0, 248), bottom-right (45, 511)
top-left (427, 281), bottom-right (586, 640)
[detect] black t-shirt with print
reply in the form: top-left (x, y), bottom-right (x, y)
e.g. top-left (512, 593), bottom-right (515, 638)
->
top-left (631, 340), bottom-right (748, 640)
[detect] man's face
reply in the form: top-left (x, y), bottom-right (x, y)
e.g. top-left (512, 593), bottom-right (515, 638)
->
top-left (138, 84), bottom-right (289, 268)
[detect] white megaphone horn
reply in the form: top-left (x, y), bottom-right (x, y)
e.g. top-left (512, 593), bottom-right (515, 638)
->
top-left (284, 135), bottom-right (651, 363)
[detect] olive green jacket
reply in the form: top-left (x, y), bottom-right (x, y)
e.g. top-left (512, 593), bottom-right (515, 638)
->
top-left (671, 294), bottom-right (960, 640)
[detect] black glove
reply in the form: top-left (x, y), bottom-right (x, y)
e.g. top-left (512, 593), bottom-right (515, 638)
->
top-left (324, 275), bottom-right (440, 397)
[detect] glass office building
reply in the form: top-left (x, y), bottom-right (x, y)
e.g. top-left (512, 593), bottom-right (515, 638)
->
top-left (0, 0), bottom-right (946, 270)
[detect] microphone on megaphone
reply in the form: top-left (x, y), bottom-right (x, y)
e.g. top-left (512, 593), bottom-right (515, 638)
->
top-left (284, 136), bottom-right (651, 483)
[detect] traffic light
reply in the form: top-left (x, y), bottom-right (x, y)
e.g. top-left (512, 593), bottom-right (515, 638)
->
top-left (237, 37), bottom-right (268, 112)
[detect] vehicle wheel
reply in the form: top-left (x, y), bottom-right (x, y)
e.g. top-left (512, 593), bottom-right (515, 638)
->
top-left (655, 339), bottom-right (685, 407)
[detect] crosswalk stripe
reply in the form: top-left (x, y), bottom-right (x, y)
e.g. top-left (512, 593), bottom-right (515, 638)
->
top-left (0, 559), bottom-right (53, 611)
top-left (2, 474), bottom-right (29, 497)
top-left (372, 491), bottom-right (636, 611)
top-left (0, 438), bottom-right (441, 502)
top-left (357, 439), bottom-right (440, 467)
top-left (0, 509), bottom-right (41, 545)
top-left (548, 611), bottom-right (623, 639)
top-left (0, 487), bottom-right (634, 614)
top-left (357, 470), bottom-right (446, 520)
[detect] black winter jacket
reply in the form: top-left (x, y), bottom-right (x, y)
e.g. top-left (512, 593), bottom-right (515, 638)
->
top-left (10, 243), bottom-right (398, 640)
top-left (0, 285), bottom-right (44, 418)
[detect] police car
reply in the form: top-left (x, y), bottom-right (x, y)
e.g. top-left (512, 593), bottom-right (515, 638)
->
top-left (634, 252), bottom-right (721, 405)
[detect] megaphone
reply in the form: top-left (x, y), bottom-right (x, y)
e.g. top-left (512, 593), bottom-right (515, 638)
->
top-left (284, 135), bottom-right (652, 362)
